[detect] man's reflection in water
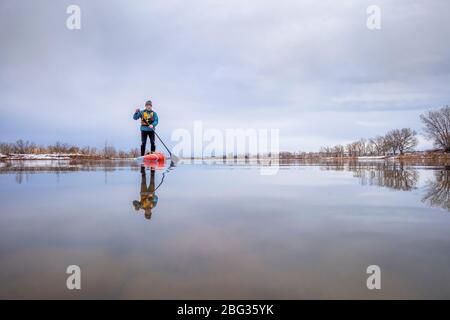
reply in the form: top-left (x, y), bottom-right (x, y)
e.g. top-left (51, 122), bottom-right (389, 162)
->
top-left (133, 167), bottom-right (159, 220)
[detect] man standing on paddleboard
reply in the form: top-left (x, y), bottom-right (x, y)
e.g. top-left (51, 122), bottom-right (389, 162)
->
top-left (133, 100), bottom-right (159, 156)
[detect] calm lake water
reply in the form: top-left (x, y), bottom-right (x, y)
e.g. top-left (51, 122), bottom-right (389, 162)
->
top-left (1, 160), bottom-right (450, 299)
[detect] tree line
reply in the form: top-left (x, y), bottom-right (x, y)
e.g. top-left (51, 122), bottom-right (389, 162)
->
top-left (319, 105), bottom-right (450, 158)
top-left (319, 127), bottom-right (418, 157)
top-left (0, 140), bottom-right (140, 159)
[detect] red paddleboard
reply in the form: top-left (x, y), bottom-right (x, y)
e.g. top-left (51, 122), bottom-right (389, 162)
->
top-left (143, 161), bottom-right (165, 170)
top-left (143, 152), bottom-right (165, 162)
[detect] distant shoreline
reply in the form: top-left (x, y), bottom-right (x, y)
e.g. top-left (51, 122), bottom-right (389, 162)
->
top-left (2, 151), bottom-right (450, 163)
top-left (0, 153), bottom-right (103, 161)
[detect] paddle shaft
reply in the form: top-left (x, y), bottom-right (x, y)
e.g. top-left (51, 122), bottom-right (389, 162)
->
top-left (154, 131), bottom-right (172, 157)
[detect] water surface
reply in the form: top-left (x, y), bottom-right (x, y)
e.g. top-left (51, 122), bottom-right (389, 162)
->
top-left (1, 160), bottom-right (450, 299)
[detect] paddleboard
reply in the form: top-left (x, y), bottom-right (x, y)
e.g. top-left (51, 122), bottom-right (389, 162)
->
top-left (142, 152), bottom-right (165, 162)
top-left (135, 152), bottom-right (166, 168)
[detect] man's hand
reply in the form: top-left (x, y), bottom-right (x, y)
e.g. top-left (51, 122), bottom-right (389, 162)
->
top-left (149, 125), bottom-right (154, 129)
top-left (135, 108), bottom-right (140, 113)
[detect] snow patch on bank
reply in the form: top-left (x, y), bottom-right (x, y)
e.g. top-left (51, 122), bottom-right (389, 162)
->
top-left (357, 156), bottom-right (390, 160)
top-left (1, 153), bottom-right (81, 160)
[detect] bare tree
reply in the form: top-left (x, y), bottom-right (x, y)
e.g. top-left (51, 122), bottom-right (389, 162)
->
top-left (384, 131), bottom-right (398, 155)
top-left (48, 141), bottom-right (70, 153)
top-left (12, 140), bottom-right (37, 154)
top-left (320, 146), bottom-right (332, 157)
top-left (383, 129), bottom-right (418, 155)
top-left (333, 145), bottom-right (345, 157)
top-left (128, 148), bottom-right (140, 158)
top-left (370, 135), bottom-right (388, 156)
top-left (118, 150), bottom-right (127, 158)
top-left (346, 141), bottom-right (359, 157)
top-left (0, 142), bottom-right (13, 154)
top-left (396, 128), bottom-right (418, 154)
top-left (420, 105), bottom-right (450, 152)
top-left (102, 141), bottom-right (117, 159)
top-left (365, 140), bottom-right (375, 156)
top-left (355, 139), bottom-right (367, 156)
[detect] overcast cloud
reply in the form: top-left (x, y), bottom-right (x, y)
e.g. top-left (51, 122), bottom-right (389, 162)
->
top-left (1, 0), bottom-right (449, 152)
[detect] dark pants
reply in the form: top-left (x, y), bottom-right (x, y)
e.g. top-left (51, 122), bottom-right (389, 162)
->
top-left (140, 167), bottom-right (155, 192)
top-left (141, 130), bottom-right (156, 156)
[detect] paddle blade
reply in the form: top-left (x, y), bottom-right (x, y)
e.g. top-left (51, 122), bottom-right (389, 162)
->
top-left (170, 153), bottom-right (180, 164)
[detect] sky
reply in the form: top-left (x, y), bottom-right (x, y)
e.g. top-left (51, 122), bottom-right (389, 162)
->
top-left (1, 0), bottom-right (449, 154)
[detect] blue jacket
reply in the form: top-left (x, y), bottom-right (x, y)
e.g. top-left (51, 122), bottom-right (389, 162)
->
top-left (133, 109), bottom-right (159, 131)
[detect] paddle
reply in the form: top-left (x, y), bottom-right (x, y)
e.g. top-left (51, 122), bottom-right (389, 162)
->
top-left (154, 131), bottom-right (180, 164)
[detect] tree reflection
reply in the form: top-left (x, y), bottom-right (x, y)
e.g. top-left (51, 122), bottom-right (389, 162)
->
top-left (324, 161), bottom-right (419, 191)
top-left (1, 160), bottom-right (141, 184)
top-left (352, 163), bottom-right (419, 191)
top-left (422, 169), bottom-right (450, 210)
